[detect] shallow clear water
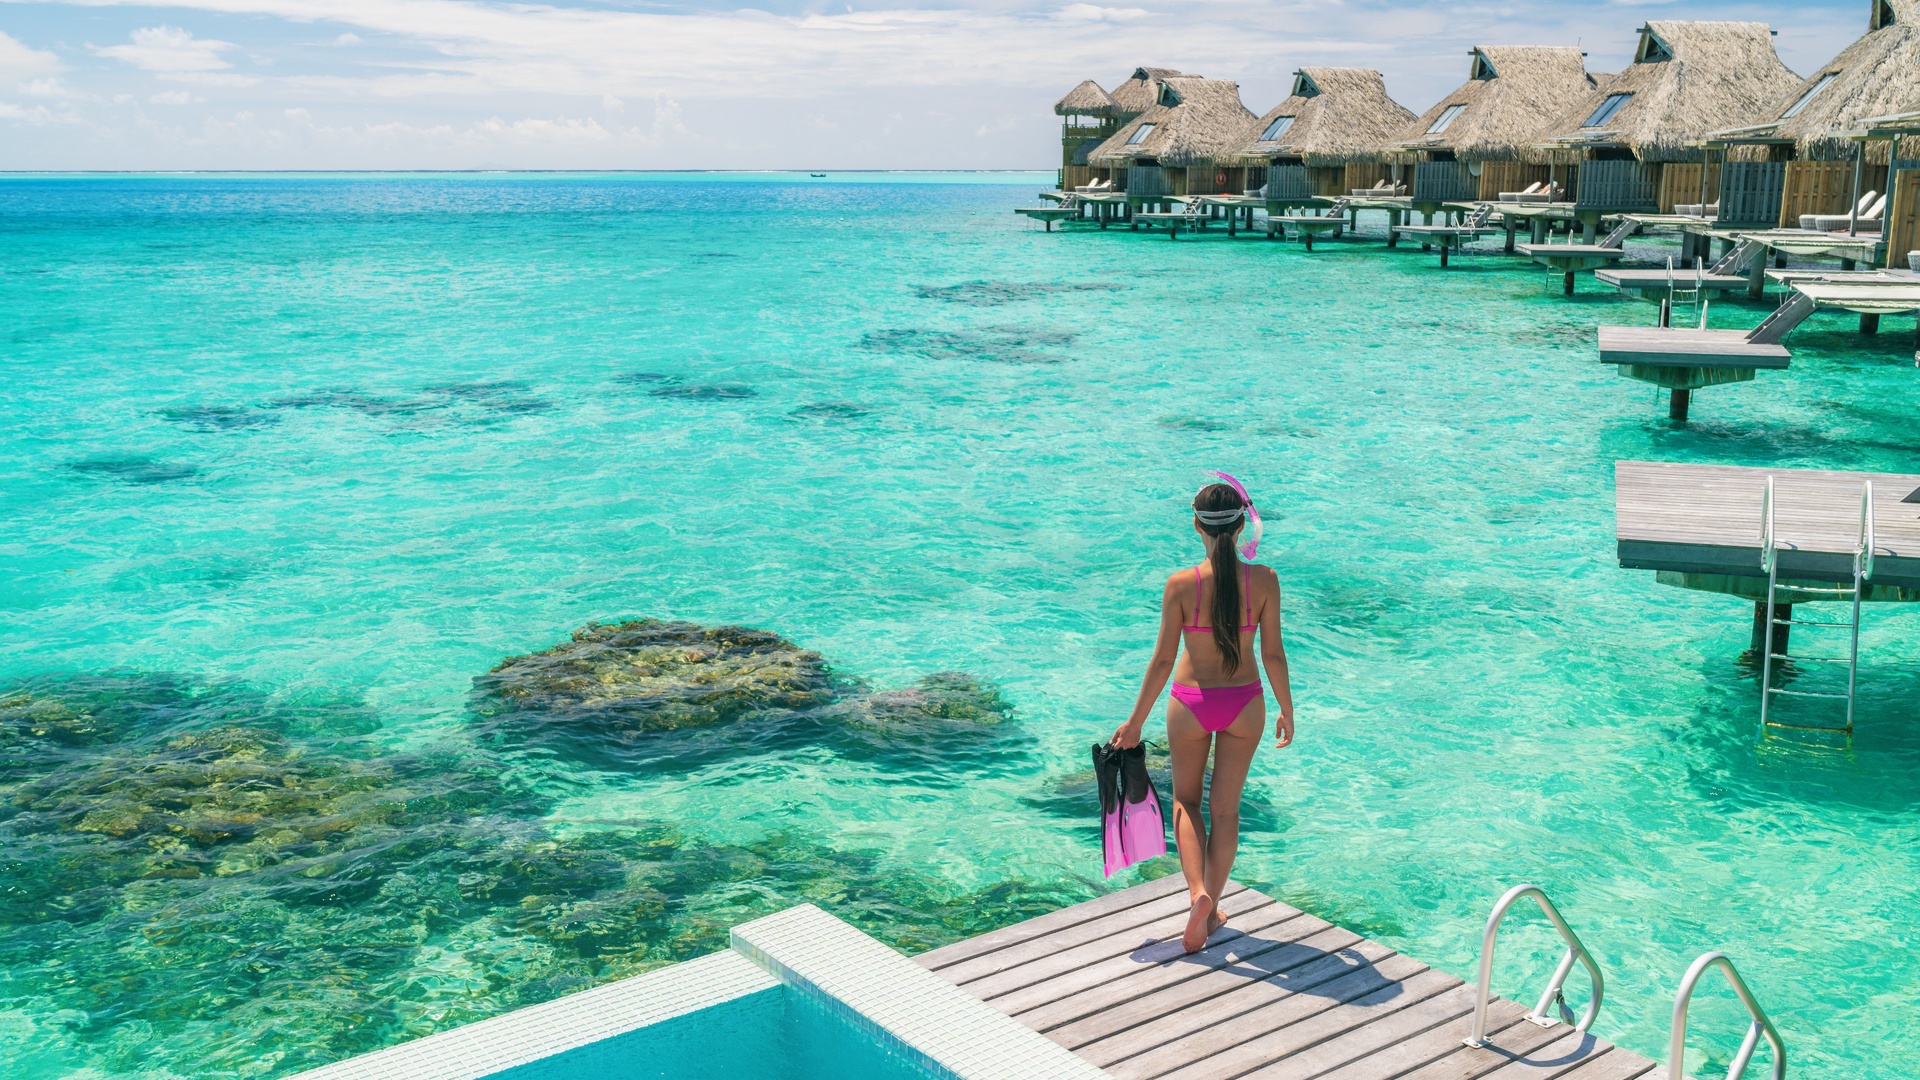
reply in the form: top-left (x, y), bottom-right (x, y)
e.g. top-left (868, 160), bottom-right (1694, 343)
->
top-left (1, 174), bottom-right (1916, 1079)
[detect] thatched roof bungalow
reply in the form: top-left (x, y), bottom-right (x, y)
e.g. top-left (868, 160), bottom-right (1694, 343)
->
top-left (1109, 67), bottom-right (1186, 121)
top-left (1391, 47), bottom-right (1599, 202)
top-left (1703, 1), bottom-right (1920, 227)
top-left (1237, 68), bottom-right (1416, 202)
top-left (1090, 76), bottom-right (1258, 199)
top-left (1055, 80), bottom-right (1121, 190)
top-left (1534, 21), bottom-right (1801, 212)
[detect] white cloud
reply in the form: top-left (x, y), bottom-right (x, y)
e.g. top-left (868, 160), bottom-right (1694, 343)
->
top-left (0, 30), bottom-right (63, 82)
top-left (333, 32), bottom-right (362, 44)
top-left (94, 25), bottom-right (237, 73)
top-left (1055, 4), bottom-right (1150, 22)
top-left (148, 89), bottom-right (198, 103)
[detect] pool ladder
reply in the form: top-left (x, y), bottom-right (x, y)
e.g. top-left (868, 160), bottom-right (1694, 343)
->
top-left (1464, 884), bottom-right (1786, 1078)
top-left (1757, 476), bottom-right (1875, 740)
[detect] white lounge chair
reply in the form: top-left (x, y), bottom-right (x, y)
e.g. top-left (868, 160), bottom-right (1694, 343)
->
top-left (1074, 177), bottom-right (1112, 194)
top-left (1347, 179), bottom-right (1403, 197)
top-left (1801, 191), bottom-right (1884, 233)
top-left (1673, 201), bottom-right (1719, 218)
top-left (1243, 184), bottom-right (1268, 198)
top-left (1500, 181), bottom-right (1562, 204)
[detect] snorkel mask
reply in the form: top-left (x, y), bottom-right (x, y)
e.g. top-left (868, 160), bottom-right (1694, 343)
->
top-left (1202, 470), bottom-right (1262, 561)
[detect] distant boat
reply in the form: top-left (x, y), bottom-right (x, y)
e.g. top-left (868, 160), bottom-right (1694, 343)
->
top-left (810, 173), bottom-right (826, 178)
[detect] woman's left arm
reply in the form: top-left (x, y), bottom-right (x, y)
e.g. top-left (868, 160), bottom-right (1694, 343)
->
top-left (1259, 567), bottom-right (1295, 748)
top-left (1110, 574), bottom-right (1183, 748)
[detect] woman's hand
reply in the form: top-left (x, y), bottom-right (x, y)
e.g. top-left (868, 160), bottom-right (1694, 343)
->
top-left (1273, 712), bottom-right (1294, 749)
top-left (1110, 720), bottom-right (1144, 749)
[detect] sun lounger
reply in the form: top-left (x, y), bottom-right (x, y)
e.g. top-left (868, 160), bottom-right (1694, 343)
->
top-left (1800, 192), bottom-right (1885, 233)
top-left (1074, 178), bottom-right (1113, 194)
top-left (1499, 182), bottom-right (1562, 204)
top-left (1672, 202), bottom-right (1719, 218)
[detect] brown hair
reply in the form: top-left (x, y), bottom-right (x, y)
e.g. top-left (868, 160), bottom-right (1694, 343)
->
top-left (1192, 483), bottom-right (1246, 673)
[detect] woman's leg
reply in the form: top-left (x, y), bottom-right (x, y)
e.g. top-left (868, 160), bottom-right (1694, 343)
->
top-left (1164, 699), bottom-right (1215, 951)
top-left (1203, 699), bottom-right (1266, 911)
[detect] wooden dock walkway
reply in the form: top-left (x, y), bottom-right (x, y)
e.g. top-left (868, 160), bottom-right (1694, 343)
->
top-left (916, 876), bottom-right (1658, 1080)
top-left (1616, 460), bottom-right (1920, 589)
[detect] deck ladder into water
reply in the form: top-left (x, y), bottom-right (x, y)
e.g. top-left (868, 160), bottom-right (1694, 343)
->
top-left (1465, 884), bottom-right (1786, 1078)
top-left (1758, 475), bottom-right (1876, 738)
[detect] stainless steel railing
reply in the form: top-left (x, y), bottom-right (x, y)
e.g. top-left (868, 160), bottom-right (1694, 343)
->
top-left (1669, 952), bottom-right (1785, 1080)
top-left (1464, 884), bottom-right (1604, 1048)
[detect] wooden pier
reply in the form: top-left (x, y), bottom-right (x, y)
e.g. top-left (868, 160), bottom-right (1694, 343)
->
top-left (1616, 460), bottom-right (1920, 590)
top-left (917, 875), bottom-right (1658, 1080)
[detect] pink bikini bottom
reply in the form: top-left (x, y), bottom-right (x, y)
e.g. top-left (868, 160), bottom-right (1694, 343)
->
top-left (1170, 681), bottom-right (1263, 733)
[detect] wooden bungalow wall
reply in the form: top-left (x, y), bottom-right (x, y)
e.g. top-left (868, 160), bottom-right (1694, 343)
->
top-left (1778, 161), bottom-right (1892, 226)
top-left (1887, 168), bottom-right (1920, 269)
top-left (1477, 162), bottom-right (1547, 201)
top-left (1343, 163), bottom-right (1397, 194)
top-left (1657, 163), bottom-right (1721, 214)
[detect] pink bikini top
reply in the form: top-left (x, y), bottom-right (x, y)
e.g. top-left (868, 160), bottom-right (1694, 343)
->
top-left (1182, 565), bottom-right (1256, 634)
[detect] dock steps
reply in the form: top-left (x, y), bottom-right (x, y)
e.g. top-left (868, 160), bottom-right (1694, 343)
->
top-left (1759, 475), bottom-right (1876, 740)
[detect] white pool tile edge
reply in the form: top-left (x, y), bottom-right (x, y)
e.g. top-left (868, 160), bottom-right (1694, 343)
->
top-left (288, 949), bottom-right (776, 1080)
top-left (731, 904), bottom-right (1111, 1080)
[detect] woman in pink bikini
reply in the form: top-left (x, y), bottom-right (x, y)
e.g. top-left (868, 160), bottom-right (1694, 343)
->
top-left (1110, 474), bottom-right (1295, 953)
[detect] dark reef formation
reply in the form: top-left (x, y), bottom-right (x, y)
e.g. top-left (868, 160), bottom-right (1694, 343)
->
top-left (0, 626), bottom-right (1064, 1077)
top-left (469, 620), bottom-right (1015, 768)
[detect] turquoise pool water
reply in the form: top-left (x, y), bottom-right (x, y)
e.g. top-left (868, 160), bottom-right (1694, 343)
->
top-left (1, 173), bottom-right (1916, 1079)
top-left (493, 986), bottom-right (934, 1080)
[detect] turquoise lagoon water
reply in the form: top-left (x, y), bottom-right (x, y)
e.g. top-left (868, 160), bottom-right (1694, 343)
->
top-left (1, 173), bottom-right (1916, 1079)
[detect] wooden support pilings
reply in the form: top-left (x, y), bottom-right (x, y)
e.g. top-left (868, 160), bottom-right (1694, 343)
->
top-left (1751, 601), bottom-right (1792, 656)
top-left (1669, 389), bottom-right (1691, 421)
top-left (1564, 271), bottom-right (1576, 295)
top-left (1862, 313), bottom-right (1880, 335)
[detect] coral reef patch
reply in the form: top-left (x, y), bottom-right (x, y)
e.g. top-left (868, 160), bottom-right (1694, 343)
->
top-left (470, 620), bottom-right (1015, 769)
top-left (0, 670), bottom-right (1091, 1079)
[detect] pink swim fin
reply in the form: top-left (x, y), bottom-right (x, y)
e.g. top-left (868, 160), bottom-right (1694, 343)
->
top-left (1092, 743), bottom-right (1167, 877)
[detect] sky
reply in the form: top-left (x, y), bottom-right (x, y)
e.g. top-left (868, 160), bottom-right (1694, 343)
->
top-left (0, 0), bottom-right (1868, 170)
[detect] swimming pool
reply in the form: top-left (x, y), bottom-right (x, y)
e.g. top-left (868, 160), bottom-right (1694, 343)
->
top-left (1, 173), bottom-right (1916, 1079)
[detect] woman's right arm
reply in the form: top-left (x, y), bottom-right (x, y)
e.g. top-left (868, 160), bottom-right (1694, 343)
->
top-left (1110, 574), bottom-right (1183, 748)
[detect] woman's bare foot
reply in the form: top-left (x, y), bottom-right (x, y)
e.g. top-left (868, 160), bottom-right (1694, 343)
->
top-left (1209, 906), bottom-right (1228, 934)
top-left (1182, 893), bottom-right (1216, 953)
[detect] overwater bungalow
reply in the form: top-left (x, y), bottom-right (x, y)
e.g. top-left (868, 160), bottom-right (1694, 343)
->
top-left (1074, 67), bottom-right (1186, 191)
top-left (1533, 22), bottom-right (1801, 234)
top-left (1089, 76), bottom-right (1258, 204)
top-left (1236, 68), bottom-right (1414, 212)
top-left (1055, 80), bottom-right (1121, 193)
top-left (1702, 0), bottom-right (1920, 246)
top-left (1390, 47), bottom-right (1599, 206)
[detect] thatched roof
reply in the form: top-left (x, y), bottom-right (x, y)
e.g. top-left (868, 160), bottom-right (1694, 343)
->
top-left (1536, 21), bottom-right (1801, 162)
top-left (1055, 80), bottom-right (1118, 118)
top-left (1237, 68), bottom-right (1417, 166)
top-left (1710, 0), bottom-right (1920, 159)
top-left (1090, 76), bottom-right (1257, 168)
top-left (1392, 47), bottom-right (1597, 163)
top-left (1109, 67), bottom-right (1186, 118)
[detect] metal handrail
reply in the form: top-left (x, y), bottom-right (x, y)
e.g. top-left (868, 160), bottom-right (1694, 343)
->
top-left (1464, 885), bottom-right (1604, 1048)
top-left (1758, 476), bottom-right (1776, 575)
top-left (1669, 952), bottom-right (1785, 1080)
top-left (1858, 480), bottom-right (1875, 582)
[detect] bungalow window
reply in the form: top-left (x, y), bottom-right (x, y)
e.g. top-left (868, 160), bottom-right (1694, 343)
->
top-left (1427, 104), bottom-right (1466, 134)
top-left (1781, 73), bottom-right (1837, 119)
top-left (1125, 123), bottom-right (1156, 146)
top-left (1582, 93), bottom-right (1632, 128)
top-left (1258, 116), bottom-right (1295, 141)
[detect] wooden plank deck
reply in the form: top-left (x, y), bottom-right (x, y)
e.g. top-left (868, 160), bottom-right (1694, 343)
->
top-left (917, 877), bottom-right (1658, 1080)
top-left (1596, 326), bottom-right (1791, 370)
top-left (1616, 460), bottom-right (1920, 588)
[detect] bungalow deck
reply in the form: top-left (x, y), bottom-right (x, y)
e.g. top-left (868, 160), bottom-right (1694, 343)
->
top-left (1616, 460), bottom-right (1920, 589)
top-left (916, 875), bottom-right (1659, 1080)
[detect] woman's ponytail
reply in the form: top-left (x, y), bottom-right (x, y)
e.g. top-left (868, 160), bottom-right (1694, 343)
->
top-left (1193, 483), bottom-right (1246, 674)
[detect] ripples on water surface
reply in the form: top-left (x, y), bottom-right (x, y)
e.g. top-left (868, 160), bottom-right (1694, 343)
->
top-left (1, 174), bottom-right (1916, 1078)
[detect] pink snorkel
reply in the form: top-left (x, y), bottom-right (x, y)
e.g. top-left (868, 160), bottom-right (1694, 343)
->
top-left (1207, 470), bottom-right (1262, 560)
